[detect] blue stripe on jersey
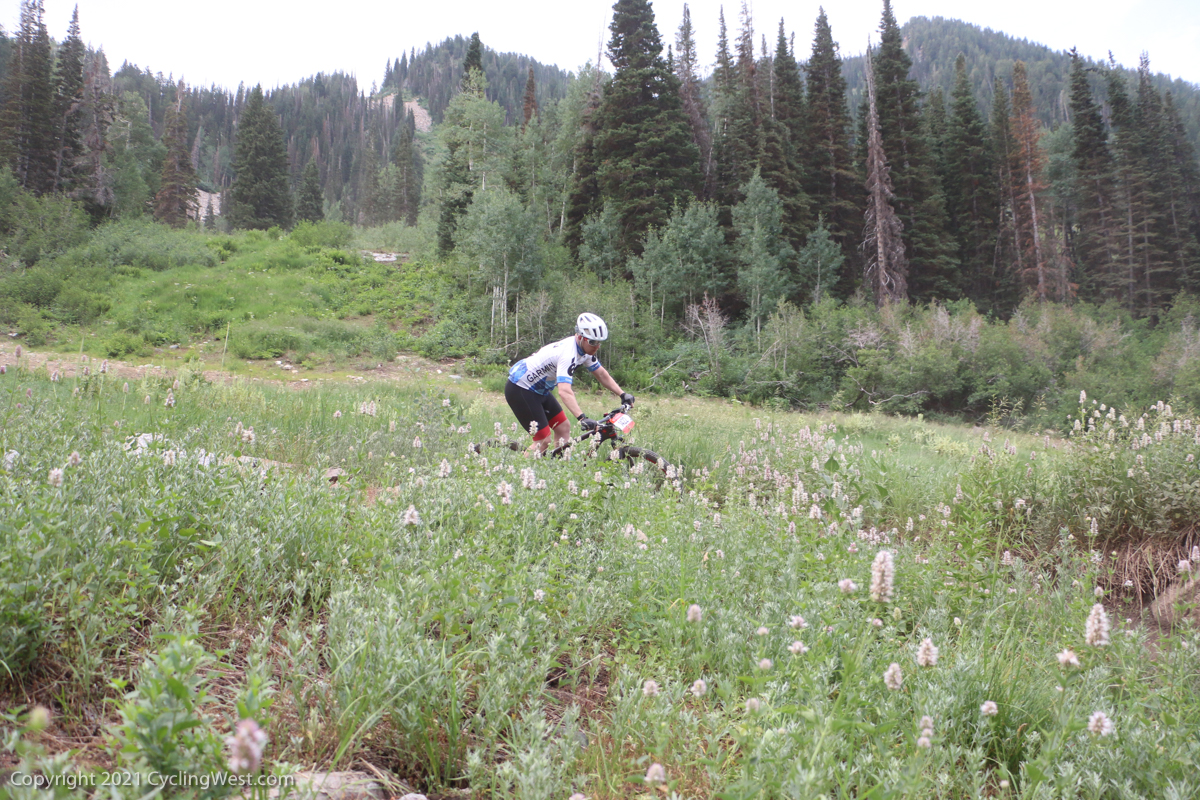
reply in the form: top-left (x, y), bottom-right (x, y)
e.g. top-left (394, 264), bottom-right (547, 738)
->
top-left (557, 376), bottom-right (573, 384)
top-left (588, 361), bottom-right (601, 371)
top-left (509, 361), bottom-right (528, 382)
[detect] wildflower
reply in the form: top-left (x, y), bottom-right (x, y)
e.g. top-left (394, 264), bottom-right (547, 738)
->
top-left (883, 662), bottom-right (903, 691)
top-left (640, 678), bottom-right (661, 698)
top-left (756, 626), bottom-right (769, 636)
top-left (144, 395), bottom-right (150, 405)
top-left (334, 410), bottom-right (342, 418)
top-left (163, 450), bottom-right (176, 467)
top-left (838, 578), bottom-right (858, 594)
top-left (916, 735), bottom-right (932, 749)
top-left (1179, 560), bottom-right (1192, 575)
top-left (758, 658), bottom-right (773, 671)
top-left (809, 504), bottom-right (822, 519)
top-left (870, 550), bottom-right (895, 603)
top-left (919, 715), bottom-right (934, 736)
top-left (686, 604), bottom-right (702, 623)
top-left (788, 640), bottom-right (808, 655)
top-left (1057, 648), bottom-right (1080, 668)
top-left (534, 589), bottom-right (545, 602)
top-left (789, 614), bottom-right (807, 630)
top-left (48, 468), bottom-right (63, 487)
top-left (241, 427), bottom-right (255, 443)
top-left (402, 505), bottom-right (421, 526)
top-left (1002, 550), bottom-right (1014, 566)
top-left (439, 459), bottom-right (452, 478)
top-left (497, 481), bottom-right (513, 505)
top-left (14, 345), bottom-right (20, 358)
top-left (1087, 711), bottom-right (1115, 737)
top-left (691, 679), bottom-right (707, 697)
top-left (1094, 585), bottom-right (1104, 598)
top-left (745, 697), bottom-right (761, 713)
top-left (413, 436), bottom-right (422, 449)
top-left (570, 794), bottom-right (586, 800)
top-left (164, 390), bottom-right (175, 408)
top-left (916, 638), bottom-right (939, 667)
top-left (1080, 390), bottom-right (1087, 403)
top-left (225, 718), bottom-right (268, 774)
top-left (872, 618), bottom-right (883, 627)
top-left (68, 451), bottom-right (81, 467)
top-left (980, 701), bottom-right (998, 716)
top-left (1085, 603), bottom-right (1110, 647)
top-left (644, 763), bottom-right (666, 785)
top-left (906, 517), bottom-right (914, 533)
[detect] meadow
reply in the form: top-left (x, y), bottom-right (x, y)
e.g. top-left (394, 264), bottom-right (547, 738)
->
top-left (1, 344), bottom-right (1199, 799)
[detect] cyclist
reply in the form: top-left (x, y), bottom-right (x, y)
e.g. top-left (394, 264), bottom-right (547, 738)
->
top-left (506, 312), bottom-right (635, 454)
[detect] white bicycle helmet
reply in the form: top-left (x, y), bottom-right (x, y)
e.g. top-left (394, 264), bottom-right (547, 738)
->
top-left (575, 312), bottom-right (609, 341)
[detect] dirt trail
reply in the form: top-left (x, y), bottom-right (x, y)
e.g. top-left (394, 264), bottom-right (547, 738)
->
top-left (0, 345), bottom-right (473, 392)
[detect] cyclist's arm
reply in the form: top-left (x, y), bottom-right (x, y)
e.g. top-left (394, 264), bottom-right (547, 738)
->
top-left (592, 365), bottom-right (625, 398)
top-left (556, 382), bottom-right (585, 419)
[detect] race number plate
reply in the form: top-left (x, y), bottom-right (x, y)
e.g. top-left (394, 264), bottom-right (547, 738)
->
top-left (611, 413), bottom-right (635, 433)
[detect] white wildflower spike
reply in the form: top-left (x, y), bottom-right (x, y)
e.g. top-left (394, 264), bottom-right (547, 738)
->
top-left (644, 763), bottom-right (666, 785)
top-left (533, 589), bottom-right (545, 602)
top-left (870, 550), bottom-right (895, 603)
top-left (838, 578), bottom-right (857, 594)
top-left (642, 679), bottom-right (660, 697)
top-left (691, 679), bottom-right (707, 697)
top-left (225, 718), bottom-right (268, 774)
top-left (756, 626), bottom-right (769, 636)
top-left (916, 638), bottom-right (938, 667)
top-left (758, 658), bottom-right (773, 671)
top-left (883, 662), bottom-right (903, 691)
top-left (1085, 603), bottom-right (1110, 647)
top-left (789, 614), bottom-right (807, 629)
top-left (402, 505), bottom-right (421, 526)
top-left (686, 604), bottom-right (702, 623)
top-left (788, 640), bottom-right (808, 655)
top-left (1087, 711), bottom-right (1115, 736)
top-left (68, 451), bottom-right (81, 467)
top-left (980, 700), bottom-right (998, 716)
top-left (48, 468), bottom-right (64, 487)
top-left (745, 697), bottom-right (761, 713)
top-left (439, 459), bottom-right (452, 478)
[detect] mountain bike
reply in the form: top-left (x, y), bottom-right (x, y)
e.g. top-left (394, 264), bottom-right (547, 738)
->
top-left (473, 404), bottom-right (672, 474)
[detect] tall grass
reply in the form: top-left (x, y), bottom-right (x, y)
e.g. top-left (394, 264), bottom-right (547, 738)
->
top-left (1, 356), bottom-right (1198, 797)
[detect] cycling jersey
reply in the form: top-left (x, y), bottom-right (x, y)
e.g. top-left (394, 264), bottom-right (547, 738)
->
top-left (508, 335), bottom-right (601, 396)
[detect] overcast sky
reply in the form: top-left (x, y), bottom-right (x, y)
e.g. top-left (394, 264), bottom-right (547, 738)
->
top-left (15, 0), bottom-right (1200, 92)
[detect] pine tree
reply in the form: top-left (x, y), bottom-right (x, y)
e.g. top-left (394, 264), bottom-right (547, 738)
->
top-left (1066, 48), bottom-right (1120, 301)
top-left (709, 6), bottom-right (742, 214)
top-left (861, 46), bottom-right (907, 306)
top-left (761, 18), bottom-right (810, 251)
top-left (563, 68), bottom-right (603, 256)
top-left (521, 67), bottom-right (538, 128)
top-left (154, 82), bottom-right (199, 227)
top-left (389, 111), bottom-right (421, 225)
top-left (1162, 91), bottom-right (1200, 289)
top-left (463, 33), bottom-right (484, 90)
top-left (227, 85), bottom-right (293, 230)
top-left (595, 0), bottom-right (701, 254)
top-left (675, 4), bottom-right (712, 196)
top-left (0, 0), bottom-right (56, 195)
top-left (945, 53), bottom-right (1000, 309)
top-left (871, 0), bottom-right (957, 302)
top-left (50, 5), bottom-right (85, 194)
top-left (74, 50), bottom-right (114, 218)
top-left (734, 170), bottom-right (794, 345)
top-left (804, 7), bottom-right (860, 294)
top-left (295, 158), bottom-right (324, 223)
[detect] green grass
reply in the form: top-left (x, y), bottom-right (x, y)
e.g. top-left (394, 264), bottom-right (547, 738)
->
top-left (2, 353), bottom-right (1199, 799)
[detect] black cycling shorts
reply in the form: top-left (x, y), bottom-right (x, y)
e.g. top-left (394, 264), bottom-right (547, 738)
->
top-left (505, 380), bottom-right (567, 441)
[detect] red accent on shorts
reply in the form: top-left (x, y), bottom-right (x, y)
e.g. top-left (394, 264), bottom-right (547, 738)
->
top-left (548, 411), bottom-right (568, 428)
top-left (532, 425), bottom-right (553, 442)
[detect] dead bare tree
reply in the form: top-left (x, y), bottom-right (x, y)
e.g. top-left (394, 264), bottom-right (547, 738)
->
top-left (683, 293), bottom-right (727, 377)
top-left (861, 45), bottom-right (908, 307)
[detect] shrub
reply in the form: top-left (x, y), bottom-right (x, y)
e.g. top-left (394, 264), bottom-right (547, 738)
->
top-left (104, 330), bottom-right (144, 357)
top-left (229, 327), bottom-right (305, 360)
top-left (64, 219), bottom-right (217, 272)
top-left (291, 220), bottom-right (353, 249)
top-left (0, 268), bottom-right (63, 307)
top-left (16, 305), bottom-right (51, 346)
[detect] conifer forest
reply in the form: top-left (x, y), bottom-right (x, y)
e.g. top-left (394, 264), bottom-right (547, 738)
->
top-left (3, 0), bottom-right (1200, 419)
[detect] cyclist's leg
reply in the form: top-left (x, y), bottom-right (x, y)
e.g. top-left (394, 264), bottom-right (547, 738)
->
top-left (542, 393), bottom-right (570, 450)
top-left (505, 380), bottom-right (553, 451)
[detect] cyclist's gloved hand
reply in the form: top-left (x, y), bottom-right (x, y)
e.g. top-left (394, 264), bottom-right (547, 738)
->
top-left (620, 392), bottom-right (635, 407)
top-left (578, 414), bottom-right (599, 432)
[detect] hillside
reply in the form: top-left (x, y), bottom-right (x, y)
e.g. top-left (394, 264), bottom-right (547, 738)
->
top-left (840, 16), bottom-right (1200, 151)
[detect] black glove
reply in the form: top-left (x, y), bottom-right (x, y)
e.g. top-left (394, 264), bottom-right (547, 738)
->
top-left (620, 392), bottom-right (635, 407)
top-left (578, 414), bottom-right (599, 432)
